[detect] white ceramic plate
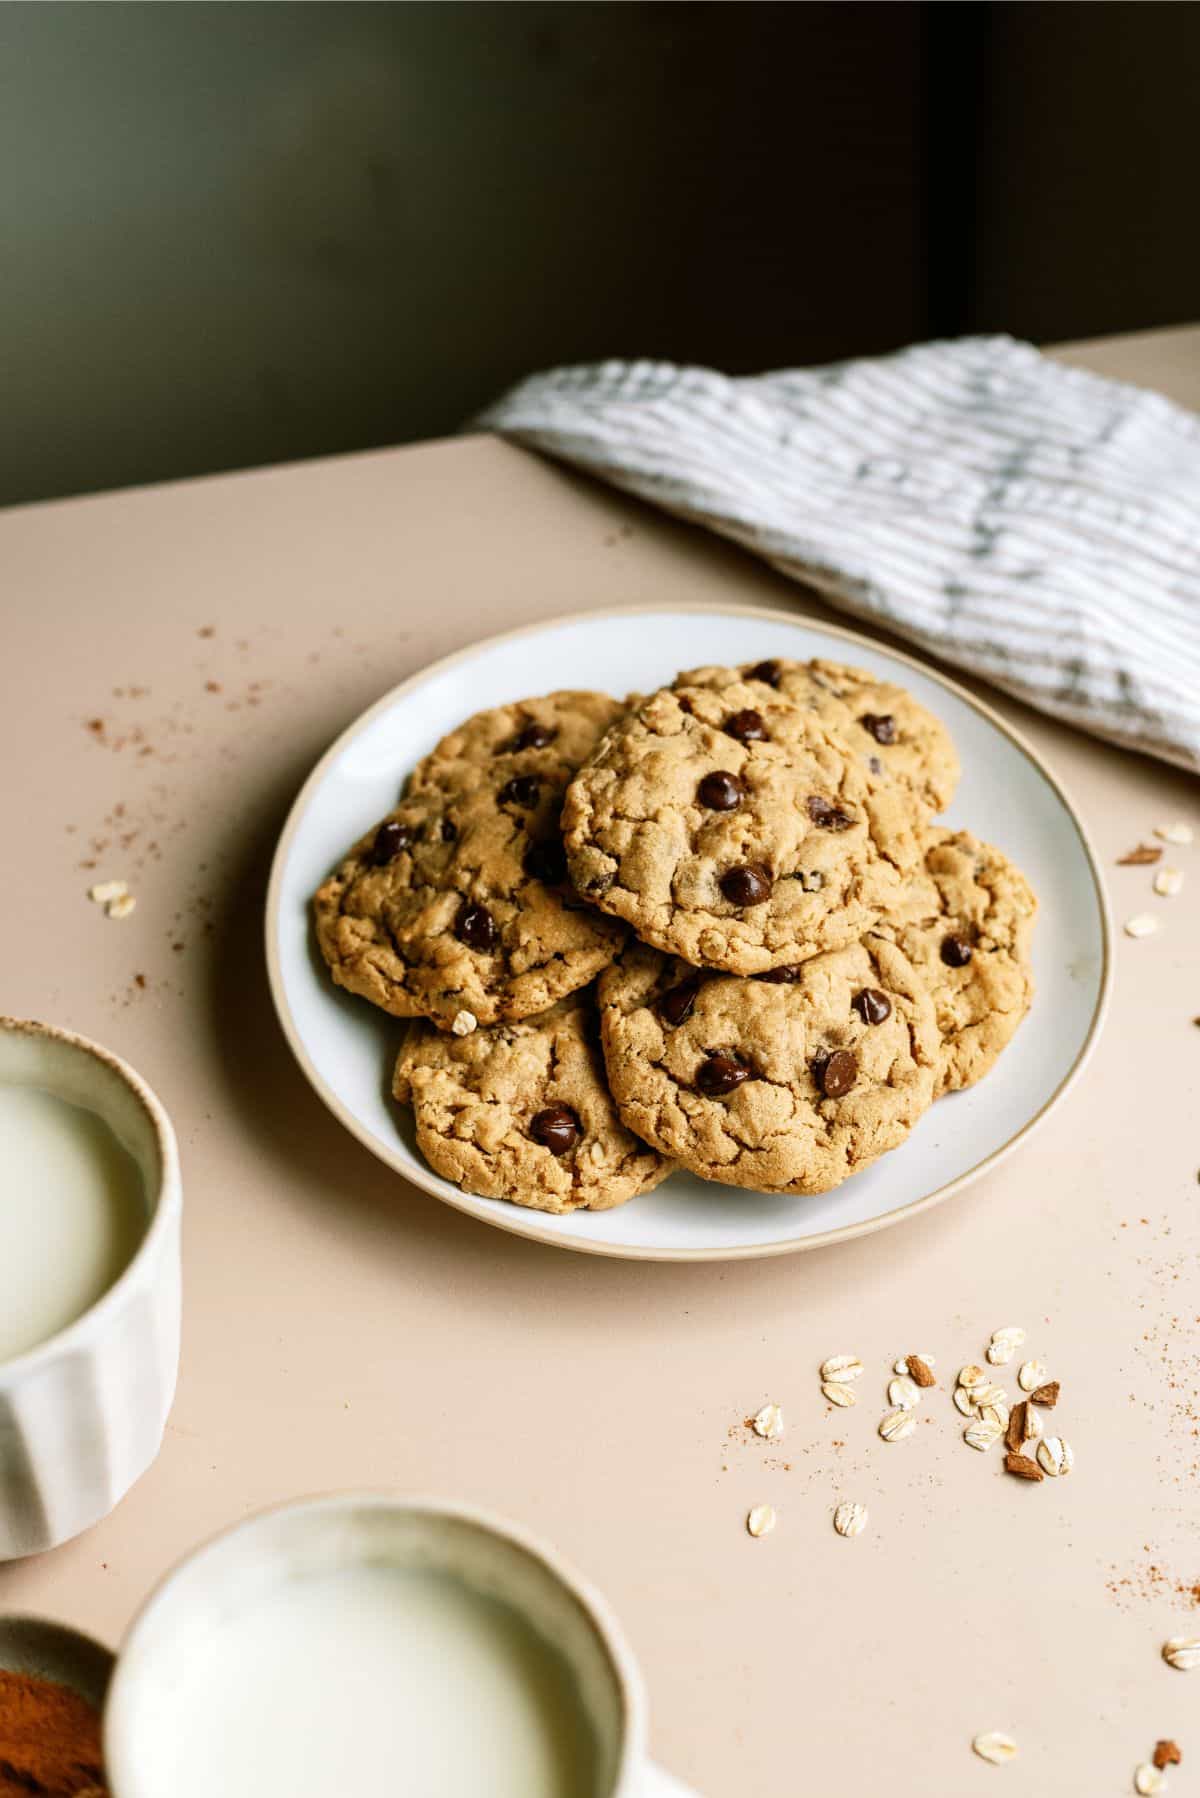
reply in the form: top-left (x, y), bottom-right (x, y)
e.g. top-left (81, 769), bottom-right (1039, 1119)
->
top-left (266, 605), bottom-right (1110, 1262)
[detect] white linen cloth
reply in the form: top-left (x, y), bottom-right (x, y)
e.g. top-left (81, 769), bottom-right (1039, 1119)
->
top-left (480, 336), bottom-right (1200, 774)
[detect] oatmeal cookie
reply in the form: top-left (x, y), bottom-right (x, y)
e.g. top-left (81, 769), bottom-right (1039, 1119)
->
top-left (393, 991), bottom-right (672, 1212)
top-left (597, 934), bottom-right (938, 1193)
top-left (679, 657), bottom-right (960, 813)
top-left (562, 678), bottom-right (922, 975)
top-left (314, 704), bottom-right (628, 1027)
top-left (880, 827), bottom-right (1036, 1094)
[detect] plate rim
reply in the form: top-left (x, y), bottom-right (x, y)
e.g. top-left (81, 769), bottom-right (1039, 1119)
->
top-left (264, 600), bottom-right (1113, 1263)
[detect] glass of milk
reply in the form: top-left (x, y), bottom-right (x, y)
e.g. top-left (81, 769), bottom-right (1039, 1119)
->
top-left (0, 1016), bottom-right (182, 1559)
top-left (104, 1494), bottom-right (697, 1798)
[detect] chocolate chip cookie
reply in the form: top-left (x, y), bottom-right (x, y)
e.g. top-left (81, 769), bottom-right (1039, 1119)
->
top-left (881, 827), bottom-right (1036, 1094)
top-left (679, 658), bottom-right (960, 813)
top-left (393, 990), bottom-right (673, 1212)
top-left (409, 691), bottom-right (626, 794)
top-left (562, 678), bottom-right (923, 976)
top-left (314, 699), bottom-right (629, 1028)
top-left (597, 935), bottom-right (939, 1193)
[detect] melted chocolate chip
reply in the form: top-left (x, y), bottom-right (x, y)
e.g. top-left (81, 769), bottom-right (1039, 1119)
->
top-left (814, 1047), bottom-right (858, 1097)
top-left (940, 933), bottom-right (973, 967)
top-left (852, 987), bottom-right (892, 1025)
top-left (455, 901), bottom-right (497, 950)
top-left (371, 820), bottom-right (412, 865)
top-left (508, 721), bottom-right (557, 752)
top-left (719, 862), bottom-right (773, 906)
top-left (696, 1053), bottom-right (751, 1097)
top-left (860, 712), bottom-right (897, 745)
top-left (747, 659), bottom-right (782, 687)
top-left (658, 976), bottom-right (702, 1026)
top-left (758, 964), bottom-right (805, 983)
top-left (806, 794), bottom-right (853, 831)
top-left (529, 1104), bottom-right (580, 1155)
top-left (697, 770), bottom-right (744, 812)
top-left (725, 709), bottom-right (769, 743)
top-left (499, 774), bottom-right (540, 808)
top-left (523, 839), bottom-right (567, 885)
top-left (441, 818), bottom-right (458, 842)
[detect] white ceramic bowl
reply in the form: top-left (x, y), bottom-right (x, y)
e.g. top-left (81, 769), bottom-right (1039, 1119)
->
top-left (105, 1494), bottom-right (696, 1798)
top-left (0, 1019), bottom-right (182, 1560)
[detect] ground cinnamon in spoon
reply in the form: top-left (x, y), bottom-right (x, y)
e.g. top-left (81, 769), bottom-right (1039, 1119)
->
top-left (0, 1669), bottom-right (107, 1795)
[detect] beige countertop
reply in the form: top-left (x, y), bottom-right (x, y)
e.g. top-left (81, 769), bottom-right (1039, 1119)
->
top-left (1, 326), bottom-right (1198, 1795)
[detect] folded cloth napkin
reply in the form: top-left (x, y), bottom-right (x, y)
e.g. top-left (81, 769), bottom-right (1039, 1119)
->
top-left (480, 336), bottom-right (1200, 774)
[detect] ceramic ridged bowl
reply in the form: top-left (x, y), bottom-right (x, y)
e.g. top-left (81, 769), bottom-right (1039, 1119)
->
top-left (0, 1019), bottom-right (182, 1560)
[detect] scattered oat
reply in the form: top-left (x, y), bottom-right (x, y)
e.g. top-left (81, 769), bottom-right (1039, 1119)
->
top-left (964, 1416), bottom-right (1003, 1452)
top-left (752, 1402), bottom-right (785, 1441)
top-left (107, 893), bottom-right (137, 920)
top-left (1118, 844), bottom-right (1163, 866)
top-left (1023, 1404), bottom-right (1045, 1443)
top-left (1029, 1381), bottom-right (1059, 1407)
top-left (1036, 1436), bottom-right (1074, 1477)
top-left (88, 879), bottom-right (128, 904)
top-left (892, 1357), bottom-right (909, 1376)
top-left (953, 1386), bottom-right (975, 1416)
top-left (973, 1382), bottom-right (1007, 1411)
top-left (821, 1382), bottom-right (857, 1408)
top-left (746, 1504), bottom-right (776, 1539)
top-left (450, 1009), bottom-right (478, 1037)
top-left (958, 1364), bottom-right (987, 1390)
top-left (1017, 1360), bottom-right (1048, 1392)
top-left (973, 1731), bottom-right (1018, 1765)
top-left (1125, 913), bottom-right (1159, 938)
top-left (820, 1355), bottom-right (863, 1383)
top-left (1154, 1742), bottom-right (1182, 1770)
top-left (888, 1375), bottom-right (920, 1410)
top-left (1004, 1451), bottom-right (1044, 1482)
top-left (987, 1326), bottom-right (1026, 1364)
top-left (1162, 1637), bottom-right (1200, 1672)
top-left (833, 1501), bottom-right (868, 1538)
top-left (906, 1354), bottom-right (936, 1388)
top-left (878, 1408), bottom-right (916, 1443)
top-left (979, 1399), bottom-right (1010, 1432)
top-left (1135, 1764), bottom-right (1167, 1795)
top-left (1155, 822), bottom-right (1194, 845)
top-left (1154, 867), bottom-right (1184, 897)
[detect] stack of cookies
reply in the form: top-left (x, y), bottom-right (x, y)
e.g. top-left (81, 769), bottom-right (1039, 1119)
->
top-left (314, 659), bottom-right (1037, 1215)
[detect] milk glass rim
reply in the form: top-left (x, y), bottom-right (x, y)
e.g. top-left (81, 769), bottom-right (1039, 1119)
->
top-left (0, 1016), bottom-right (181, 1387)
top-left (103, 1491), bottom-right (647, 1798)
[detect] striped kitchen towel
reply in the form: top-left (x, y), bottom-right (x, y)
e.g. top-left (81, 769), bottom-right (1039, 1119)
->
top-left (480, 336), bottom-right (1200, 774)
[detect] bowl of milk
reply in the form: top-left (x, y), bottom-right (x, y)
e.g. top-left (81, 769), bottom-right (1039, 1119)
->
top-left (104, 1493), bottom-right (697, 1798)
top-left (0, 1017), bottom-right (182, 1559)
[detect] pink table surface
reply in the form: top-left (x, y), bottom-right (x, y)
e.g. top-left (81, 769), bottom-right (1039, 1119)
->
top-left (1, 326), bottom-right (1198, 1795)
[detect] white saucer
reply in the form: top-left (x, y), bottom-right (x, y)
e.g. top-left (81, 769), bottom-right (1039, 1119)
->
top-left (266, 604), bottom-right (1110, 1262)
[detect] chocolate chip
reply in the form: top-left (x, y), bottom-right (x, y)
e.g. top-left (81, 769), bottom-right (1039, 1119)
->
top-left (806, 794), bottom-right (853, 831)
top-left (758, 964), bottom-right (805, 983)
top-left (719, 862), bottom-right (772, 906)
top-left (725, 709), bottom-right (768, 743)
top-left (815, 1047), bottom-right (858, 1097)
top-left (852, 987), bottom-right (892, 1025)
top-left (868, 755), bottom-right (883, 775)
top-left (499, 775), bottom-right (540, 808)
top-left (441, 818), bottom-right (458, 842)
top-left (697, 770), bottom-right (744, 811)
top-left (529, 1104), bottom-right (580, 1155)
top-left (860, 712), bottom-right (897, 745)
top-left (509, 721), bottom-right (557, 752)
top-left (455, 901), bottom-right (497, 950)
top-left (747, 659), bottom-right (781, 687)
top-left (940, 933), bottom-right (973, 967)
top-left (658, 975), bottom-right (702, 1026)
top-left (371, 820), bottom-right (412, 865)
top-left (523, 839), bottom-right (567, 885)
top-left (695, 1053), bottom-right (751, 1097)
